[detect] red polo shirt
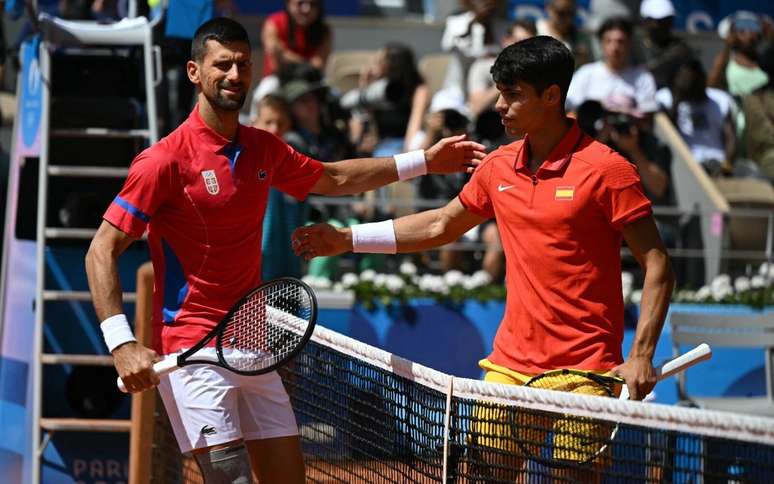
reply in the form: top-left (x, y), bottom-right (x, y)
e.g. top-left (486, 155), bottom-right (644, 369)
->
top-left (104, 107), bottom-right (324, 354)
top-left (459, 120), bottom-right (652, 373)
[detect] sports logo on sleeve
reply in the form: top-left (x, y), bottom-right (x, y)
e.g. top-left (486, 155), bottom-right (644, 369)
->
top-left (201, 170), bottom-right (220, 195)
top-left (258, 169), bottom-right (267, 181)
top-left (555, 186), bottom-right (575, 201)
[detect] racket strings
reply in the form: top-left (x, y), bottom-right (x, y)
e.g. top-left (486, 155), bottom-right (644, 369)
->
top-left (519, 372), bottom-right (617, 465)
top-left (219, 281), bottom-right (313, 373)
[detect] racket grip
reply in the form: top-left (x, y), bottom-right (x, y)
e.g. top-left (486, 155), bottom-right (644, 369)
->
top-left (116, 356), bottom-right (180, 393)
top-left (657, 343), bottom-right (712, 380)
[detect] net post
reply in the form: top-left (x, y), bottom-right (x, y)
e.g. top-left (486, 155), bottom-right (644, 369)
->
top-left (442, 376), bottom-right (454, 484)
top-left (129, 262), bottom-right (156, 484)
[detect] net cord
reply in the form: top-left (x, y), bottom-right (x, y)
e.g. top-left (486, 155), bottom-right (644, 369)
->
top-left (270, 310), bottom-right (774, 447)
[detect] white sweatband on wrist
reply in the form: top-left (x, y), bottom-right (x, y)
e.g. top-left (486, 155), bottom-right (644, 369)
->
top-left (100, 313), bottom-right (136, 352)
top-left (394, 149), bottom-right (427, 181)
top-left (351, 220), bottom-right (397, 254)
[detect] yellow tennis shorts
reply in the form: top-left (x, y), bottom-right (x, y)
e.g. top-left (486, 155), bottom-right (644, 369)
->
top-left (472, 359), bottom-right (618, 463)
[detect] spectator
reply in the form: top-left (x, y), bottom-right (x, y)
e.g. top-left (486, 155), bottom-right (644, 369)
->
top-left (467, 19), bottom-right (536, 119)
top-left (637, 0), bottom-right (695, 89)
top-left (346, 43), bottom-right (429, 155)
top-left (261, 0), bottom-right (332, 78)
top-left (284, 79), bottom-right (351, 163)
top-left (577, 96), bottom-right (676, 246)
top-left (708, 11), bottom-right (769, 98)
top-left (656, 59), bottom-right (740, 176)
top-left (578, 96), bottom-right (671, 204)
top-left (251, 94), bottom-right (305, 280)
top-left (566, 17), bottom-right (658, 114)
top-left (411, 88), bottom-right (505, 279)
top-left (440, 0), bottom-right (508, 97)
top-left (537, 0), bottom-right (594, 67)
top-left (742, 42), bottom-right (774, 181)
top-left (283, 79), bottom-right (355, 278)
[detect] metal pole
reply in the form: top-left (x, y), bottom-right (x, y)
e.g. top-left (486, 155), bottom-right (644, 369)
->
top-left (31, 40), bottom-right (51, 484)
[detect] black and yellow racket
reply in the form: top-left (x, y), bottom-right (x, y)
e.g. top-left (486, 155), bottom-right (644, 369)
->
top-left (118, 277), bottom-right (317, 392)
top-left (516, 344), bottom-right (712, 466)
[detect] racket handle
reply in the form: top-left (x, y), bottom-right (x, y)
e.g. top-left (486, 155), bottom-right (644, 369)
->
top-left (619, 343), bottom-right (712, 401)
top-left (656, 343), bottom-right (712, 380)
top-left (116, 356), bottom-right (180, 393)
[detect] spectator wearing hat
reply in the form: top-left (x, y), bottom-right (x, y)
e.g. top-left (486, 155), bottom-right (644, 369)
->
top-left (578, 95), bottom-right (671, 205)
top-left (537, 0), bottom-right (594, 68)
top-left (637, 0), bottom-right (695, 89)
top-left (708, 11), bottom-right (771, 98)
top-left (577, 95), bottom-right (675, 247)
top-left (409, 88), bottom-right (505, 279)
top-left (566, 17), bottom-right (659, 116)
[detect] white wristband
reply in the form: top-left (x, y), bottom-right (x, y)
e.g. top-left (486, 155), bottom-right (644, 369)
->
top-left (100, 313), bottom-right (137, 353)
top-left (394, 150), bottom-right (427, 181)
top-left (351, 220), bottom-right (397, 254)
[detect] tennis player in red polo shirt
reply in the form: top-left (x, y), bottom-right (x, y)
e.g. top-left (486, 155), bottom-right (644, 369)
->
top-left (293, 35), bottom-right (675, 476)
top-left (85, 17), bottom-right (485, 484)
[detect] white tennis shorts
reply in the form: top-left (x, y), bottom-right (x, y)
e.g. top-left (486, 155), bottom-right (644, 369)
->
top-left (158, 363), bottom-right (299, 454)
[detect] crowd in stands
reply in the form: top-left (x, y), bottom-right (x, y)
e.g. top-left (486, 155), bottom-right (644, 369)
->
top-left (8, 0), bottom-right (772, 286)
top-left (239, 0), bottom-right (774, 285)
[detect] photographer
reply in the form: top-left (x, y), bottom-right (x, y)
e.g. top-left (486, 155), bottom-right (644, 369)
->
top-left (577, 97), bottom-right (671, 206)
top-left (577, 96), bottom-right (677, 251)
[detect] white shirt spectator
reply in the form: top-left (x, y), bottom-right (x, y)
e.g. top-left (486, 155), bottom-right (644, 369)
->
top-left (656, 87), bottom-right (734, 164)
top-left (440, 10), bottom-right (504, 97)
top-left (467, 56), bottom-right (496, 96)
top-left (566, 61), bottom-right (658, 113)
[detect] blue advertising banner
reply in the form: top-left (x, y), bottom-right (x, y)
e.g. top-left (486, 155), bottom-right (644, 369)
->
top-left (508, 0), bottom-right (774, 32)
top-left (235, 0), bottom-right (361, 16)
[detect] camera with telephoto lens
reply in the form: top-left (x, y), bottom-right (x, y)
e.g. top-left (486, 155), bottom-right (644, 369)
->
top-left (605, 113), bottom-right (634, 135)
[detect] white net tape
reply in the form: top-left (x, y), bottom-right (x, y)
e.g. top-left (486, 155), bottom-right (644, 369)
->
top-left (294, 318), bottom-right (774, 447)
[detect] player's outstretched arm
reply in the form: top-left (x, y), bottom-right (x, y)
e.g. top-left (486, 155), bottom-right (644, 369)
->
top-left (612, 215), bottom-right (675, 400)
top-left (86, 222), bottom-right (159, 393)
top-left (309, 135), bottom-right (487, 196)
top-left (292, 197), bottom-right (485, 260)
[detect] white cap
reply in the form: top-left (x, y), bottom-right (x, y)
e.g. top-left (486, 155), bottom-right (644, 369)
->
top-left (429, 87), bottom-right (471, 119)
top-left (639, 0), bottom-right (676, 20)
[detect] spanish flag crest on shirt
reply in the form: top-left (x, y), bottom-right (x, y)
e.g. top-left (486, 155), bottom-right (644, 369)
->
top-left (555, 186), bottom-right (575, 201)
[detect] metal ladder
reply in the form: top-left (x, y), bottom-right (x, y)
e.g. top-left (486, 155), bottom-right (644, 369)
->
top-left (31, 9), bottom-right (161, 483)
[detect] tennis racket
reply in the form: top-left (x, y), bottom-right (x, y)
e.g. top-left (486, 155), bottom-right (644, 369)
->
top-left (516, 343), bottom-right (712, 466)
top-left (117, 277), bottom-right (317, 392)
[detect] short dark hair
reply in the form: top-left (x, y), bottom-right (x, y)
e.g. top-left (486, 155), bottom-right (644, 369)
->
top-left (490, 36), bottom-right (575, 105)
top-left (597, 16), bottom-right (633, 40)
top-left (191, 17), bottom-right (250, 62)
top-left (256, 93), bottom-right (290, 117)
top-left (509, 18), bottom-right (537, 37)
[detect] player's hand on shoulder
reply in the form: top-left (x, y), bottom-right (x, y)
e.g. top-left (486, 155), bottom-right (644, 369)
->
top-left (112, 342), bottom-right (160, 393)
top-left (426, 134), bottom-right (487, 175)
top-left (292, 224), bottom-right (351, 261)
top-left (612, 355), bottom-right (657, 401)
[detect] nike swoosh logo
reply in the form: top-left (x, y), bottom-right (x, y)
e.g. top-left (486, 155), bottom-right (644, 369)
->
top-left (498, 184), bottom-right (515, 192)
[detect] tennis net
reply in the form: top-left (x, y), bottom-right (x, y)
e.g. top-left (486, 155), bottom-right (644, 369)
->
top-left (146, 323), bottom-right (774, 483)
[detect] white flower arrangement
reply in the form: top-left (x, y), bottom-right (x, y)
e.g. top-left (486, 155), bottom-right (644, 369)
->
top-left (304, 262), bottom-right (772, 309)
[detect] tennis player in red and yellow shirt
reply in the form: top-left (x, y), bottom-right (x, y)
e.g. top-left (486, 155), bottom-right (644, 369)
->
top-left (294, 35), bottom-right (675, 478)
